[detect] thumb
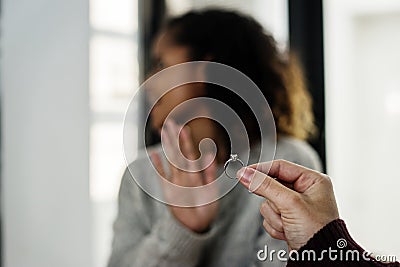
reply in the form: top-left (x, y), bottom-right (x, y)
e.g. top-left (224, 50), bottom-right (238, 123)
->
top-left (237, 167), bottom-right (297, 208)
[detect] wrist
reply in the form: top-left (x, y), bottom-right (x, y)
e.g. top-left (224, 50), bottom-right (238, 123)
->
top-left (288, 219), bottom-right (369, 264)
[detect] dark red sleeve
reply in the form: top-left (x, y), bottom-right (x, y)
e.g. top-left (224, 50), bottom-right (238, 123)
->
top-left (287, 219), bottom-right (399, 267)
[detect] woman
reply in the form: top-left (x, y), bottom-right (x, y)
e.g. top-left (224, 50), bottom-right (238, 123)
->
top-left (108, 9), bottom-right (322, 267)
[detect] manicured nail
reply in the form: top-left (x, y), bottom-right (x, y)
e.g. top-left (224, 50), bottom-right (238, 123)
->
top-left (237, 167), bottom-right (255, 184)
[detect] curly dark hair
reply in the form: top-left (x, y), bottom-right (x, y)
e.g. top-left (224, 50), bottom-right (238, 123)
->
top-left (161, 9), bottom-right (315, 148)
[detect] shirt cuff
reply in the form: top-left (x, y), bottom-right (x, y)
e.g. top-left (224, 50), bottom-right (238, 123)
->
top-left (287, 219), bottom-right (369, 266)
top-left (298, 219), bottom-right (364, 253)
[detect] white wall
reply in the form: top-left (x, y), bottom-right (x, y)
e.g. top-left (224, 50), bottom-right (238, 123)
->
top-left (324, 0), bottom-right (400, 258)
top-left (1, 0), bottom-right (92, 266)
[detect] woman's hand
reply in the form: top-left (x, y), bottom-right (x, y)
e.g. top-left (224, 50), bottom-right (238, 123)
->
top-left (237, 160), bottom-right (339, 250)
top-left (151, 120), bottom-right (218, 233)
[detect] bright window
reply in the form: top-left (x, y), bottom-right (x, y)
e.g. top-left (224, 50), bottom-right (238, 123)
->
top-left (324, 0), bottom-right (400, 258)
top-left (89, 0), bottom-right (139, 265)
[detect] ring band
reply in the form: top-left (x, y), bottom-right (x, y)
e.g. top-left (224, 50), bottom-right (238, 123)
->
top-left (224, 154), bottom-right (244, 179)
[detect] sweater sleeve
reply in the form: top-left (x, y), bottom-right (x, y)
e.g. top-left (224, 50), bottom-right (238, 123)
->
top-left (107, 168), bottom-right (216, 267)
top-left (287, 219), bottom-right (399, 267)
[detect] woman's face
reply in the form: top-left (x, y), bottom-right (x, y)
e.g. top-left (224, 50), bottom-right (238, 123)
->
top-left (147, 31), bottom-right (206, 130)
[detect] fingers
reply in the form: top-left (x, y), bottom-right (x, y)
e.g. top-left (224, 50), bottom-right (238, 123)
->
top-left (160, 119), bottom-right (207, 187)
top-left (237, 167), bottom-right (300, 209)
top-left (160, 127), bottom-right (179, 178)
top-left (262, 219), bottom-right (286, 241)
top-left (247, 160), bottom-right (310, 182)
top-left (150, 152), bottom-right (166, 178)
top-left (246, 161), bottom-right (273, 177)
top-left (266, 199), bottom-right (280, 215)
top-left (260, 200), bottom-right (284, 234)
top-left (161, 120), bottom-right (179, 163)
top-left (164, 120), bottom-right (198, 169)
top-left (203, 154), bottom-right (217, 184)
top-left (246, 160), bottom-right (323, 193)
top-left (179, 126), bottom-right (200, 176)
top-left (180, 126), bottom-right (197, 161)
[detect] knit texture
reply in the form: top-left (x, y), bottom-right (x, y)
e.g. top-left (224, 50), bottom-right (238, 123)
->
top-left (288, 219), bottom-right (399, 267)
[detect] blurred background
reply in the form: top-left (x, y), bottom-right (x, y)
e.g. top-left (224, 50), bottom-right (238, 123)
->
top-left (1, 0), bottom-right (399, 266)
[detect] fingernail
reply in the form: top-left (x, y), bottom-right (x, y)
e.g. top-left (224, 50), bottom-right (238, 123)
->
top-left (237, 167), bottom-right (255, 184)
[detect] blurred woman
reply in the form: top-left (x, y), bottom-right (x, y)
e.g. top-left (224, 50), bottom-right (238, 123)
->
top-left (108, 9), bottom-right (321, 267)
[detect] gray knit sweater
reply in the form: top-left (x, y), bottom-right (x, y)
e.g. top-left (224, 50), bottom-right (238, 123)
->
top-left (108, 136), bottom-right (322, 267)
